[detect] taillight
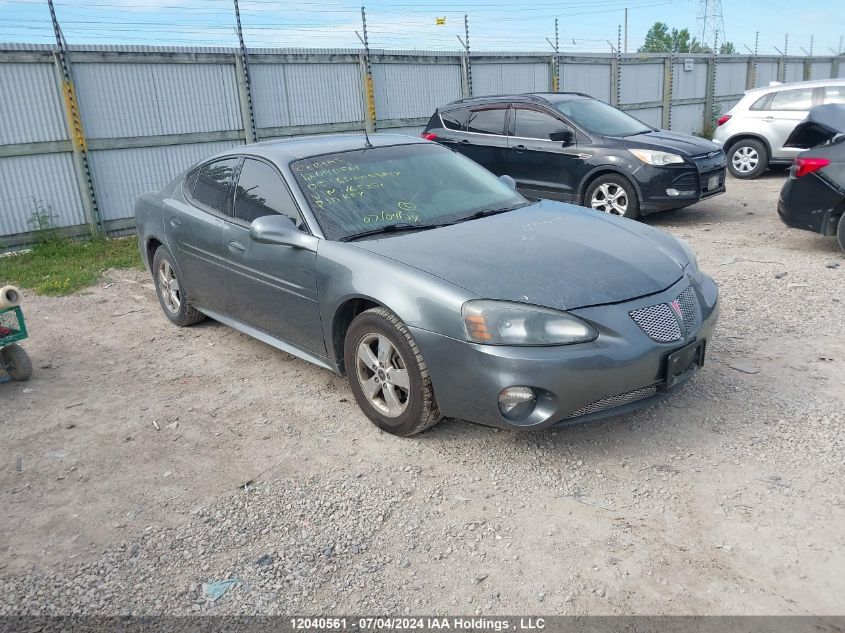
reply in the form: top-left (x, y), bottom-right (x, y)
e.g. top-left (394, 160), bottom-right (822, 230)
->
top-left (420, 132), bottom-right (437, 141)
top-left (717, 114), bottom-right (731, 126)
top-left (794, 157), bottom-right (831, 178)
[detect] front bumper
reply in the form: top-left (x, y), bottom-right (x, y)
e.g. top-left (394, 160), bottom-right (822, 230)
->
top-left (413, 274), bottom-right (719, 430)
top-left (635, 155), bottom-right (727, 214)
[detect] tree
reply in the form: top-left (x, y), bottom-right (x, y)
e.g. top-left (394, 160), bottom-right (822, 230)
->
top-left (719, 41), bottom-right (736, 54)
top-left (637, 21), bottom-right (712, 53)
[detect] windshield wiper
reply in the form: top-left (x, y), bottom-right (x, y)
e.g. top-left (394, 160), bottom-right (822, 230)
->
top-left (450, 201), bottom-right (532, 224)
top-left (624, 129), bottom-right (656, 137)
top-left (340, 222), bottom-right (436, 242)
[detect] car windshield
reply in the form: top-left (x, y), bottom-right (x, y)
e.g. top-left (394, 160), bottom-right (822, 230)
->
top-left (553, 98), bottom-right (652, 137)
top-left (290, 143), bottom-right (527, 241)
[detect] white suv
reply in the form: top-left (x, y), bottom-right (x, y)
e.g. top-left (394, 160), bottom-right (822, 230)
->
top-left (713, 78), bottom-right (845, 179)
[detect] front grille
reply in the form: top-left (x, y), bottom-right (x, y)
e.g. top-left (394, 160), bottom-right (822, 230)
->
top-left (566, 386), bottom-right (658, 419)
top-left (699, 168), bottom-right (725, 193)
top-left (671, 172), bottom-right (698, 191)
top-left (629, 286), bottom-right (701, 342)
top-left (629, 303), bottom-right (682, 342)
top-left (676, 286), bottom-right (700, 333)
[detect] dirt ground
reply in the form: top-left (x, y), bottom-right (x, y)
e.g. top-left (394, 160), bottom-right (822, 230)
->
top-left (1, 172), bottom-right (843, 615)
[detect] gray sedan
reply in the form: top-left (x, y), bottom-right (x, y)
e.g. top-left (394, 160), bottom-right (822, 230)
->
top-left (135, 134), bottom-right (719, 436)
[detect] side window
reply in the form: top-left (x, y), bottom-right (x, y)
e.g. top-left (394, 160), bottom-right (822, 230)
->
top-left (234, 158), bottom-right (304, 228)
top-left (466, 107), bottom-right (506, 135)
top-left (823, 86), bottom-right (845, 105)
top-left (512, 108), bottom-right (569, 140)
top-left (183, 168), bottom-right (199, 197)
top-left (441, 107), bottom-right (470, 130)
top-left (769, 88), bottom-right (814, 111)
top-left (191, 158), bottom-right (239, 214)
top-left (749, 94), bottom-right (771, 111)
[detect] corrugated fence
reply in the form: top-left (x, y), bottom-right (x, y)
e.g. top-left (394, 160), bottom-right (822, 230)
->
top-left (0, 43), bottom-right (842, 245)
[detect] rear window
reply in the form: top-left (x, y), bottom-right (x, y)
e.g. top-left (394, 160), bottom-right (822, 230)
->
top-left (440, 107), bottom-right (469, 130)
top-left (466, 107), bottom-right (507, 135)
top-left (769, 88), bottom-right (814, 111)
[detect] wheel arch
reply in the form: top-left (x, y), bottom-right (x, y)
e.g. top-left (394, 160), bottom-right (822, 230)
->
top-left (577, 167), bottom-right (643, 207)
top-left (145, 236), bottom-right (164, 272)
top-left (331, 296), bottom-right (385, 376)
top-left (724, 133), bottom-right (772, 158)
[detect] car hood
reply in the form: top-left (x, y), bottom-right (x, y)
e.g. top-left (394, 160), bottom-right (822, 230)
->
top-left (612, 129), bottom-right (721, 157)
top-left (350, 200), bottom-right (686, 311)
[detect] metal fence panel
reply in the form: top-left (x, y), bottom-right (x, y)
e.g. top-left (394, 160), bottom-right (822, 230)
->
top-left (73, 62), bottom-right (242, 138)
top-left (673, 61), bottom-right (707, 99)
top-left (715, 61), bottom-right (748, 96)
top-left (811, 61), bottom-right (832, 79)
top-left (627, 107), bottom-right (662, 128)
top-left (0, 153), bottom-right (86, 235)
top-left (0, 63), bottom-right (67, 146)
top-left (88, 140), bottom-right (243, 222)
top-left (671, 103), bottom-right (705, 135)
top-left (717, 97), bottom-right (742, 114)
top-left (784, 62), bottom-right (804, 83)
top-left (382, 126), bottom-right (425, 137)
top-left (755, 61), bottom-right (779, 87)
top-left (251, 62), bottom-right (363, 128)
top-left (561, 63), bottom-right (611, 102)
top-left (373, 63), bottom-right (462, 120)
top-left (472, 62), bottom-right (550, 96)
top-left (620, 63), bottom-right (663, 104)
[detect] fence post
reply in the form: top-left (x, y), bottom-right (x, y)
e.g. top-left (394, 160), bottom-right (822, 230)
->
top-left (358, 53), bottom-right (376, 133)
top-left (704, 54), bottom-right (717, 134)
top-left (610, 57), bottom-right (619, 106)
top-left (833, 56), bottom-right (841, 79)
top-left (777, 56), bottom-right (785, 83)
top-left (234, 53), bottom-right (256, 143)
top-left (661, 55), bottom-right (672, 129)
top-left (460, 55), bottom-right (470, 98)
top-left (803, 57), bottom-right (812, 81)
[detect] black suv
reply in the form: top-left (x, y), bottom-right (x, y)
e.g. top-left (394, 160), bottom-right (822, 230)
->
top-left (421, 93), bottom-right (727, 219)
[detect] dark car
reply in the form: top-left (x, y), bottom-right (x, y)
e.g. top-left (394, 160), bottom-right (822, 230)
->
top-left (421, 92), bottom-right (727, 219)
top-left (778, 104), bottom-right (845, 252)
top-left (135, 134), bottom-right (718, 436)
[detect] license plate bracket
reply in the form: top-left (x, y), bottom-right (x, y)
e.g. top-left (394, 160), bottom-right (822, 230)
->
top-left (707, 174), bottom-right (719, 190)
top-left (664, 339), bottom-right (706, 388)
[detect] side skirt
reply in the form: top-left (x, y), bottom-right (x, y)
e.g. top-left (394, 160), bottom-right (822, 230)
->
top-left (193, 304), bottom-right (339, 374)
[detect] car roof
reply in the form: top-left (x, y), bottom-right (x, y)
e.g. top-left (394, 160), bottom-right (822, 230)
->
top-left (745, 77), bottom-right (845, 95)
top-left (443, 92), bottom-right (593, 109)
top-left (205, 133), bottom-right (428, 164)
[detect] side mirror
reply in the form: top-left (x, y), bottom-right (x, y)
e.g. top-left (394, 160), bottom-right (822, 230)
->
top-left (249, 215), bottom-right (316, 250)
top-left (499, 174), bottom-right (517, 190)
top-left (549, 129), bottom-right (574, 145)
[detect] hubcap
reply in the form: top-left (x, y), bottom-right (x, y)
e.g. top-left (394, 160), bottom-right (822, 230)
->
top-left (732, 146), bottom-right (759, 173)
top-left (157, 260), bottom-right (181, 313)
top-left (355, 334), bottom-right (410, 418)
top-left (590, 183), bottom-right (628, 216)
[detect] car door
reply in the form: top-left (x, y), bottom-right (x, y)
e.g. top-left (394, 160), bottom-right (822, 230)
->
top-left (166, 157), bottom-right (239, 308)
top-left (218, 157), bottom-right (325, 356)
top-left (456, 104), bottom-right (509, 174)
top-left (764, 87), bottom-right (818, 160)
top-left (505, 105), bottom-right (581, 202)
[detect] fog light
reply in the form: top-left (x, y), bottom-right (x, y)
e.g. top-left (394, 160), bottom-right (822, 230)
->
top-left (498, 386), bottom-right (536, 421)
top-left (666, 188), bottom-right (680, 196)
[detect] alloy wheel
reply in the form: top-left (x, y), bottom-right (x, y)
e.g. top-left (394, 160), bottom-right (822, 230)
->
top-left (590, 182), bottom-right (629, 216)
top-left (158, 260), bottom-right (181, 313)
top-left (731, 146), bottom-right (759, 173)
top-left (355, 333), bottom-right (410, 418)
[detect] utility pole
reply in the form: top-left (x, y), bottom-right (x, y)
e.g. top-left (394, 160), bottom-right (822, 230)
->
top-left (457, 14), bottom-right (472, 98)
top-left (624, 8), bottom-right (628, 53)
top-left (47, 0), bottom-right (101, 236)
top-left (359, 6), bottom-right (376, 132)
top-left (233, 0), bottom-right (256, 143)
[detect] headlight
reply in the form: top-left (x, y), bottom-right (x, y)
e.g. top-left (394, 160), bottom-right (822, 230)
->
top-left (462, 300), bottom-right (598, 346)
top-left (629, 149), bottom-right (685, 166)
top-left (675, 238), bottom-right (701, 282)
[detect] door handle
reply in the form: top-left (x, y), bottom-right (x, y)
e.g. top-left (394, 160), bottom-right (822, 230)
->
top-left (459, 139), bottom-right (470, 144)
top-left (228, 241), bottom-right (246, 255)
top-left (763, 116), bottom-right (775, 122)
top-left (514, 144), bottom-right (527, 151)
top-left (169, 217), bottom-right (182, 227)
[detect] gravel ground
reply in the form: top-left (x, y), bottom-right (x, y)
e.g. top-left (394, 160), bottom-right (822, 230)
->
top-left (1, 172), bottom-right (843, 616)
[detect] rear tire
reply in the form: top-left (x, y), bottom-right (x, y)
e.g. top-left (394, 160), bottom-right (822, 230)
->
top-left (727, 139), bottom-right (768, 179)
top-left (837, 214), bottom-right (845, 253)
top-left (344, 307), bottom-right (441, 437)
top-left (583, 174), bottom-right (640, 219)
top-left (152, 246), bottom-right (205, 327)
top-left (1, 343), bottom-right (32, 381)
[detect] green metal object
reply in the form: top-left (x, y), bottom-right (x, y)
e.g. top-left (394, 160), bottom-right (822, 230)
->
top-left (0, 306), bottom-right (28, 347)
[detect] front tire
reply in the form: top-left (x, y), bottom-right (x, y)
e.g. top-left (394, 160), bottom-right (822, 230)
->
top-left (584, 174), bottom-right (640, 219)
top-left (727, 139), bottom-right (768, 179)
top-left (151, 246), bottom-right (205, 327)
top-left (1, 343), bottom-right (32, 381)
top-left (837, 214), bottom-right (845, 253)
top-left (344, 307), bottom-right (441, 437)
